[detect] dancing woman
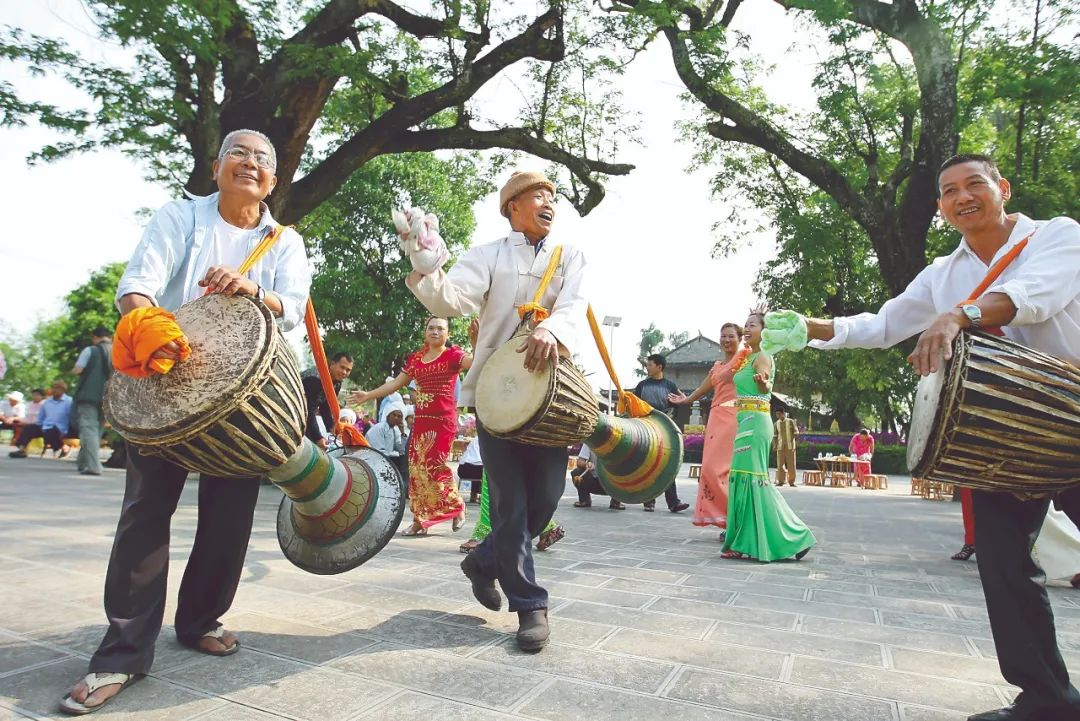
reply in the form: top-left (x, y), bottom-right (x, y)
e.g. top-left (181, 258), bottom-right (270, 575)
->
top-left (721, 312), bottom-right (815, 562)
top-left (351, 316), bottom-right (472, 536)
top-left (669, 323), bottom-right (747, 537)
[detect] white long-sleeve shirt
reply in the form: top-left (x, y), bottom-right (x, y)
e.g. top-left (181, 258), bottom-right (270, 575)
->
top-left (406, 231), bottom-right (589, 406)
top-left (810, 213), bottom-right (1080, 364)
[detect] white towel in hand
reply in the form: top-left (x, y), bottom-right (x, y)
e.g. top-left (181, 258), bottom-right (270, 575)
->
top-left (393, 207), bottom-right (449, 275)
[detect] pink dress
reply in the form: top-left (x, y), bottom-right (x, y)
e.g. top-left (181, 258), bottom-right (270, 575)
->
top-left (692, 356), bottom-right (739, 528)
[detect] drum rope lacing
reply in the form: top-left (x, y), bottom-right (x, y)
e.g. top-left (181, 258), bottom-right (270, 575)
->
top-left (517, 245), bottom-right (653, 419)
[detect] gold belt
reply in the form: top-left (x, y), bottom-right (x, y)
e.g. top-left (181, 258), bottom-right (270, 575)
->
top-left (736, 399), bottom-right (770, 413)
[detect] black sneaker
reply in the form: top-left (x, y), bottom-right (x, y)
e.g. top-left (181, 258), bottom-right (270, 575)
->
top-left (669, 502), bottom-right (690, 513)
top-left (643, 501), bottom-right (655, 512)
top-left (8, 450), bottom-right (27, 459)
top-left (460, 554), bottom-right (502, 611)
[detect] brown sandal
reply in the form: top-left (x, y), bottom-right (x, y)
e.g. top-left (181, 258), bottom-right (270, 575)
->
top-left (459, 539), bottom-right (479, 554)
top-left (401, 521), bottom-right (427, 536)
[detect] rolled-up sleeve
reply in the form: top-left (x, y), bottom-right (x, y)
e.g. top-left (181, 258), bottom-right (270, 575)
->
top-left (538, 246), bottom-right (588, 353)
top-left (115, 201), bottom-right (189, 308)
top-left (268, 228), bottom-right (312, 332)
top-left (810, 266), bottom-right (937, 350)
top-left (406, 246), bottom-right (491, 318)
top-left (986, 218), bottom-right (1080, 326)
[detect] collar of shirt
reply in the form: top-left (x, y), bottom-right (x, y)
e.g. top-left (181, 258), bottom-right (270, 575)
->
top-left (956, 212), bottom-right (1036, 267)
top-left (188, 190), bottom-right (279, 236)
top-left (508, 230), bottom-right (546, 255)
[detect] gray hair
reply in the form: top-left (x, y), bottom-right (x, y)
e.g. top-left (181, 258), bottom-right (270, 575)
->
top-left (217, 128), bottom-right (277, 169)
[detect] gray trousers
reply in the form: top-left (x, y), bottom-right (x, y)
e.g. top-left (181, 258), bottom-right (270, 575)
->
top-left (471, 424), bottom-right (568, 612)
top-left (76, 402), bottom-right (103, 474)
top-left (89, 447), bottom-right (259, 674)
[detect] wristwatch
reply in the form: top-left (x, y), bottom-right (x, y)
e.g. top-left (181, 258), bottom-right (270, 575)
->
top-left (255, 284), bottom-right (266, 302)
top-left (960, 304), bottom-right (982, 328)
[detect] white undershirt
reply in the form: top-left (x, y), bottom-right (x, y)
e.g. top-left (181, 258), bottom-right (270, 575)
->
top-left (183, 214), bottom-right (261, 303)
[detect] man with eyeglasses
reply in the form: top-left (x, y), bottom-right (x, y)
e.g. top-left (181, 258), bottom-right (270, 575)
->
top-left (60, 129), bottom-right (311, 715)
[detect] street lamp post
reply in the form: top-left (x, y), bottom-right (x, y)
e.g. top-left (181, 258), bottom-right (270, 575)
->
top-left (601, 315), bottom-right (622, 415)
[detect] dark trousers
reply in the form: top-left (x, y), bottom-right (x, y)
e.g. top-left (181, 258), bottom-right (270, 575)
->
top-left (89, 447), bottom-right (260, 674)
top-left (16, 424), bottom-right (63, 452)
top-left (471, 424), bottom-right (567, 612)
top-left (972, 487), bottom-right (1080, 714)
top-left (458, 462), bottom-right (483, 501)
top-left (572, 468), bottom-right (608, 503)
top-left (646, 481), bottom-right (680, 509)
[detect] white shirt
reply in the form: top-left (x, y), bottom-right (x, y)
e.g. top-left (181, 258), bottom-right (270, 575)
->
top-left (811, 214), bottom-right (1080, 364)
top-left (407, 231), bottom-right (589, 405)
top-left (75, 347), bottom-right (93, 369)
top-left (577, 443), bottom-right (596, 464)
top-left (24, 400), bottom-right (42, 424)
top-left (1, 401), bottom-right (25, 423)
top-left (183, 214), bottom-right (262, 303)
top-left (459, 437), bottom-right (482, 465)
top-left (365, 422), bottom-right (404, 457)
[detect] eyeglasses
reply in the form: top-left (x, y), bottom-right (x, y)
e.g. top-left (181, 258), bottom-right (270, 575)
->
top-left (223, 146), bottom-right (275, 169)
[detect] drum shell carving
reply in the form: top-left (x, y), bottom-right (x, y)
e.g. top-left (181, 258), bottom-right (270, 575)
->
top-left (908, 332), bottom-right (1080, 493)
top-left (103, 294), bottom-right (306, 478)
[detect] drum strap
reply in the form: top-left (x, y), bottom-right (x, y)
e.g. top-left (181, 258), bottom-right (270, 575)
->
top-left (517, 245), bottom-right (564, 322)
top-left (304, 299), bottom-right (369, 448)
top-left (958, 230), bottom-right (1034, 337)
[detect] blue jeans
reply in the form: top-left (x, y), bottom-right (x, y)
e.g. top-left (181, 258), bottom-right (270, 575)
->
top-left (471, 424), bottom-right (568, 612)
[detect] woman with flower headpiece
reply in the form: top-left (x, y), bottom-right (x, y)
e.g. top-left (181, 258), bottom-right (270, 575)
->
top-left (351, 316), bottom-right (472, 536)
top-left (719, 309), bottom-right (815, 562)
top-left (669, 322), bottom-right (747, 538)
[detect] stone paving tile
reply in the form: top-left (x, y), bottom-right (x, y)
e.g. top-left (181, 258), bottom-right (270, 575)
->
top-left (598, 627), bottom-right (786, 679)
top-left (224, 612), bottom-right (380, 665)
top-left (811, 589), bottom-right (951, 617)
top-left (25, 623), bottom-right (201, 675)
top-left (565, 561), bottom-right (687, 584)
top-left (0, 633), bottom-right (70, 677)
top-left (889, 647), bottom-right (1016, 687)
top-left (477, 640), bottom-right (676, 693)
top-left (0, 600), bottom-right (100, 638)
top-left (186, 703), bottom-right (289, 720)
top-left (331, 611), bottom-right (504, 657)
top-left (357, 690), bottom-right (520, 721)
top-left (517, 678), bottom-right (763, 721)
top-left (602, 577), bottom-right (736, 605)
top-left (162, 650), bottom-right (392, 720)
top-left (706, 622), bottom-right (886, 667)
top-left (543, 581), bottom-right (657, 609)
top-left (731, 591), bottom-right (879, 623)
top-left (230, 583), bottom-right (361, 622)
top-left (899, 706), bottom-right (970, 721)
top-left (679, 574), bottom-right (810, 599)
top-left (649, 596), bottom-right (799, 630)
top-left (320, 582), bottom-right (465, 616)
top-left (552, 600), bottom-right (713, 638)
top-left (329, 642), bottom-right (544, 711)
top-left (879, 610), bottom-right (992, 638)
top-left (667, 667), bottom-right (898, 721)
top-left (789, 656), bottom-right (1003, 713)
top-left (0, 657), bottom-right (223, 720)
top-left (0, 705), bottom-right (32, 720)
top-left (438, 607), bottom-right (615, 648)
top-left (799, 617), bottom-right (974, 656)
top-left (745, 572), bottom-right (876, 596)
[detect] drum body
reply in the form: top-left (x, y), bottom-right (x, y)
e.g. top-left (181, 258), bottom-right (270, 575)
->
top-left (104, 294), bottom-right (305, 477)
top-left (589, 410), bottom-right (685, 504)
top-left (272, 443), bottom-right (406, 575)
top-left (908, 332), bottom-right (1080, 493)
top-left (475, 335), bottom-right (599, 447)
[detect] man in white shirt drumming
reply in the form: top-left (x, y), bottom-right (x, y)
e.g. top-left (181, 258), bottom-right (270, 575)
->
top-left (406, 171), bottom-right (589, 652)
top-left (790, 155), bottom-right (1080, 721)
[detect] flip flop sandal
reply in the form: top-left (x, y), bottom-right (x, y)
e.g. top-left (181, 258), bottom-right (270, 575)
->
top-left (59, 672), bottom-right (141, 715)
top-left (195, 625), bottom-right (240, 657)
top-left (720, 551), bottom-right (745, 560)
top-left (536, 525), bottom-right (565, 552)
top-left (401, 522), bottom-right (428, 536)
top-left (452, 510), bottom-right (466, 532)
top-left (459, 539), bottom-right (479, 554)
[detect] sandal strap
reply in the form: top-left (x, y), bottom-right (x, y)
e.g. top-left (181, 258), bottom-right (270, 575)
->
top-left (202, 625), bottom-right (226, 640)
top-left (84, 672), bottom-right (132, 694)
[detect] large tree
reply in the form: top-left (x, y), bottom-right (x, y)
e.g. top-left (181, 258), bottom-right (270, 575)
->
top-left (2, 0), bottom-right (634, 224)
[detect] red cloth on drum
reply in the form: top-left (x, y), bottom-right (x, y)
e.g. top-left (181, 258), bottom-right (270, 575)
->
top-left (405, 345), bottom-right (467, 529)
top-left (113, 307), bottom-right (191, 378)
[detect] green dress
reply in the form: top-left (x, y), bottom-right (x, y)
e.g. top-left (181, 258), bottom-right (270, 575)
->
top-left (469, 470), bottom-right (563, 550)
top-left (722, 353), bottom-right (816, 562)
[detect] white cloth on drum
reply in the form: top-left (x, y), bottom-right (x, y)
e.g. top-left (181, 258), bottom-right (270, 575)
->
top-left (1033, 508), bottom-right (1080, 587)
top-left (406, 230), bottom-right (589, 406)
top-left (116, 191), bottom-right (312, 331)
top-left (810, 213), bottom-right (1080, 365)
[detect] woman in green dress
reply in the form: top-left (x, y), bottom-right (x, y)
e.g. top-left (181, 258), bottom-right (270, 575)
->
top-left (722, 312), bottom-right (815, 562)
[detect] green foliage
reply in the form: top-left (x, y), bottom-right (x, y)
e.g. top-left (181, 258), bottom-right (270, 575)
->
top-left (301, 152), bottom-right (492, 389)
top-left (634, 323), bottom-right (691, 377)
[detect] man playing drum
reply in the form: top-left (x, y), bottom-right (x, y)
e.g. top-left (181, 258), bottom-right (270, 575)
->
top-left (60, 129), bottom-right (311, 715)
top-left (405, 171), bottom-right (588, 652)
top-left (771, 154), bottom-right (1080, 721)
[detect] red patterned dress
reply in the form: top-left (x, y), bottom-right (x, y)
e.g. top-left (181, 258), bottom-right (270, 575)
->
top-left (405, 345), bottom-right (466, 528)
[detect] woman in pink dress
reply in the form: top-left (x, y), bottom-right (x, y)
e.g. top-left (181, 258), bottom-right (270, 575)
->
top-left (669, 323), bottom-right (748, 538)
top-left (350, 317), bottom-right (472, 536)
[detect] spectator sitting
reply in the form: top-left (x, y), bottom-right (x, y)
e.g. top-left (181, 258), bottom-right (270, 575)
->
top-left (10, 381), bottom-right (71, 458)
top-left (1, 391), bottom-right (26, 436)
top-left (572, 443), bottom-right (625, 510)
top-left (457, 437), bottom-right (483, 503)
top-left (366, 405), bottom-right (408, 482)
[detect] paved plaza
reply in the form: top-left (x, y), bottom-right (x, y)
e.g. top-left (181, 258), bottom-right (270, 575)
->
top-left (1, 453), bottom-right (1078, 721)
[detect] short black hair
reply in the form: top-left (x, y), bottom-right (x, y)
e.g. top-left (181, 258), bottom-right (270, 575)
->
top-left (330, 352), bottom-right (353, 363)
top-left (938, 154), bottom-right (1002, 185)
top-left (32, 388), bottom-right (46, 396)
top-left (646, 353), bottom-right (666, 370)
top-left (92, 326), bottom-right (111, 338)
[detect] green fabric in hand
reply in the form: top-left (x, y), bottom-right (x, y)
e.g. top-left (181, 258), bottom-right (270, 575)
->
top-left (761, 310), bottom-right (808, 356)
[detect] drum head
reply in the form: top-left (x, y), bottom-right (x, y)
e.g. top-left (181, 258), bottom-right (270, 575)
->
top-left (105, 294), bottom-right (270, 441)
top-left (907, 368), bottom-right (946, 472)
top-left (277, 446), bottom-right (406, 575)
top-left (475, 338), bottom-right (555, 434)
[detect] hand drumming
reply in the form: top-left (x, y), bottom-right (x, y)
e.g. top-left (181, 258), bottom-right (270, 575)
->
top-left (198, 266), bottom-right (257, 297)
top-left (517, 327), bottom-right (558, 372)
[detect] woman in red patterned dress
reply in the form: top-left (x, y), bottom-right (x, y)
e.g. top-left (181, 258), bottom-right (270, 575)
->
top-left (350, 317), bottom-right (472, 535)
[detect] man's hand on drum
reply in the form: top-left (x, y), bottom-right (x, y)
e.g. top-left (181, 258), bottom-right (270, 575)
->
top-left (198, 266), bottom-right (257, 297)
top-left (908, 310), bottom-right (964, 376)
top-left (517, 327), bottom-right (558, 372)
top-left (151, 340), bottom-right (187, 363)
